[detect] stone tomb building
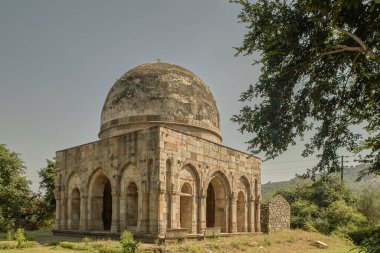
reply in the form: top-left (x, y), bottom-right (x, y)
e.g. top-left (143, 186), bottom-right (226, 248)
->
top-left (54, 62), bottom-right (262, 238)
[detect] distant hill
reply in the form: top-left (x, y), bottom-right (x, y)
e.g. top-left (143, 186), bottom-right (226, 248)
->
top-left (262, 164), bottom-right (380, 200)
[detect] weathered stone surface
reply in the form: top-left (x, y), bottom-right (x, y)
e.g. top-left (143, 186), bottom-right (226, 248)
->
top-left (260, 195), bottom-right (290, 233)
top-left (55, 62), bottom-right (263, 239)
top-left (100, 62), bottom-right (221, 143)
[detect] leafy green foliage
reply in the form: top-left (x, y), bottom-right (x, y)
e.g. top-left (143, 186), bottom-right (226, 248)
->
top-left (355, 226), bottom-right (380, 253)
top-left (0, 144), bottom-right (53, 231)
top-left (38, 159), bottom-right (56, 214)
top-left (278, 176), bottom-right (367, 235)
top-left (0, 229), bottom-right (37, 249)
top-left (232, 0), bottom-right (380, 178)
top-left (120, 231), bottom-right (140, 253)
top-left (357, 188), bottom-right (380, 225)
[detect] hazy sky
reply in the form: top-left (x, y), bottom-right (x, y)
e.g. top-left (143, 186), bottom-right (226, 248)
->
top-left (0, 0), bottom-right (344, 191)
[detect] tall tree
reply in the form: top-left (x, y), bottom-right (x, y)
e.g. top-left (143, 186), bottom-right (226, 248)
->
top-left (38, 159), bottom-right (56, 214)
top-left (0, 144), bottom-right (52, 231)
top-left (232, 0), bottom-right (380, 178)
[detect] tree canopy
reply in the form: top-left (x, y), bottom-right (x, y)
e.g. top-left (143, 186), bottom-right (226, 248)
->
top-left (38, 159), bottom-right (56, 214)
top-left (278, 176), bottom-right (367, 235)
top-left (232, 0), bottom-right (380, 178)
top-left (0, 144), bottom-right (53, 231)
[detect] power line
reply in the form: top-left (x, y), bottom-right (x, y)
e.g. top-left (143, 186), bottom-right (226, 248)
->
top-left (263, 170), bottom-right (306, 174)
top-left (263, 166), bottom-right (310, 172)
top-left (264, 158), bottom-right (319, 165)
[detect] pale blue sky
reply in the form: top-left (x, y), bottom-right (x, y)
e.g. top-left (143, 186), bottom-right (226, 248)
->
top-left (0, 0), bottom-right (339, 191)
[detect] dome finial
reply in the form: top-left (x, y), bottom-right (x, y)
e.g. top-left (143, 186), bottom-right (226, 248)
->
top-left (156, 59), bottom-right (161, 63)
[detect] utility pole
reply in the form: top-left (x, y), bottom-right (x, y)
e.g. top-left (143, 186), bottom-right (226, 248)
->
top-left (341, 156), bottom-right (344, 187)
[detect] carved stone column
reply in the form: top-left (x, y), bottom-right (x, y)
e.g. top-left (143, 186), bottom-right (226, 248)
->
top-left (244, 200), bottom-right (248, 232)
top-left (79, 195), bottom-right (88, 230)
top-left (248, 195), bottom-right (255, 232)
top-left (60, 194), bottom-right (67, 230)
top-left (140, 181), bottom-right (150, 233)
top-left (111, 192), bottom-right (120, 232)
top-left (198, 190), bottom-right (206, 234)
top-left (255, 196), bottom-right (261, 232)
top-left (67, 196), bottom-right (72, 230)
top-left (230, 193), bottom-right (237, 233)
top-left (55, 194), bottom-right (61, 230)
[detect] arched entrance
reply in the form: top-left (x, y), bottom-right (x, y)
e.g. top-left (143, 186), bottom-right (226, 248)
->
top-left (90, 174), bottom-right (112, 231)
top-left (236, 191), bottom-right (245, 232)
top-left (206, 173), bottom-right (230, 232)
top-left (206, 183), bottom-right (215, 227)
top-left (126, 182), bottom-right (138, 226)
top-left (71, 188), bottom-right (80, 230)
top-left (102, 181), bottom-right (112, 230)
top-left (180, 183), bottom-right (193, 233)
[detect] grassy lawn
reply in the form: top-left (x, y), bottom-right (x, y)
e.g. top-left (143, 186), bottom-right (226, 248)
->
top-left (0, 229), bottom-right (358, 253)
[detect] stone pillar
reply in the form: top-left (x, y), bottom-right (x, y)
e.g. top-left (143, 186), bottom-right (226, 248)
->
top-left (230, 193), bottom-right (237, 233)
top-left (140, 181), bottom-right (150, 233)
top-left (244, 200), bottom-right (248, 232)
top-left (87, 196), bottom-right (92, 230)
top-left (248, 196), bottom-right (255, 232)
top-left (226, 196), bottom-right (231, 233)
top-left (60, 196), bottom-right (67, 230)
top-left (111, 192), bottom-right (120, 232)
top-left (166, 190), bottom-right (171, 230)
top-left (119, 194), bottom-right (126, 231)
top-left (55, 195), bottom-right (61, 230)
top-left (198, 193), bottom-right (206, 233)
top-left (79, 195), bottom-right (88, 230)
top-left (255, 198), bottom-right (261, 232)
top-left (67, 196), bottom-right (72, 230)
top-left (157, 189), bottom-right (166, 237)
top-left (170, 190), bottom-right (177, 228)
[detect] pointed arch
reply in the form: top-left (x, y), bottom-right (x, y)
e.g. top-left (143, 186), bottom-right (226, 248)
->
top-left (88, 170), bottom-right (113, 231)
top-left (70, 188), bottom-right (80, 230)
top-left (126, 182), bottom-right (138, 226)
top-left (180, 182), bottom-right (193, 233)
top-left (206, 171), bottom-right (231, 232)
top-left (236, 176), bottom-right (250, 232)
top-left (178, 164), bottom-right (200, 234)
top-left (67, 172), bottom-right (81, 230)
top-left (120, 163), bottom-right (140, 231)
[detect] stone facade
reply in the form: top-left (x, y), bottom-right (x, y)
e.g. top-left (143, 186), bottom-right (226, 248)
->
top-left (260, 195), bottom-right (290, 233)
top-left (54, 62), bottom-right (263, 239)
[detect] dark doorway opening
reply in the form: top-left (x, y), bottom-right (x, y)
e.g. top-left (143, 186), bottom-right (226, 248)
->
top-left (102, 181), bottom-right (112, 230)
top-left (206, 183), bottom-right (215, 227)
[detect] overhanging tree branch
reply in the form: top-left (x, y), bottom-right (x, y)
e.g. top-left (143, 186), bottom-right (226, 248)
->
top-left (320, 46), bottom-right (363, 57)
top-left (334, 26), bottom-right (377, 59)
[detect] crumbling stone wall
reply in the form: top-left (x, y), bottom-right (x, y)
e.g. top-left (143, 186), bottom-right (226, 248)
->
top-left (260, 195), bottom-right (290, 233)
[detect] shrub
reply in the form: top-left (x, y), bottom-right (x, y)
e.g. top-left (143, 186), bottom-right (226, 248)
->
top-left (0, 241), bottom-right (17, 249)
top-left (6, 231), bottom-right (12, 241)
top-left (17, 240), bottom-right (38, 248)
top-left (350, 226), bottom-right (380, 253)
top-left (98, 247), bottom-right (122, 253)
top-left (358, 236), bottom-right (380, 253)
top-left (82, 237), bottom-right (94, 251)
top-left (120, 231), bottom-right (139, 253)
top-left (15, 228), bottom-right (26, 246)
top-left (47, 240), bottom-right (60, 246)
top-left (59, 241), bottom-right (76, 249)
top-left (263, 237), bottom-right (271, 246)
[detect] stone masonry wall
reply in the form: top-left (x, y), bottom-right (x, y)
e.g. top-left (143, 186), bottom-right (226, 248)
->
top-left (260, 195), bottom-right (290, 233)
top-left (158, 126), bottom-right (262, 234)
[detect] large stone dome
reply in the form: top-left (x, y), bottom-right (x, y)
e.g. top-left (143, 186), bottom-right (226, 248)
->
top-left (99, 62), bottom-right (221, 143)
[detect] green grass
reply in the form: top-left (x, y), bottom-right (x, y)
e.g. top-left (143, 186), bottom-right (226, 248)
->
top-left (0, 229), bottom-right (358, 253)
